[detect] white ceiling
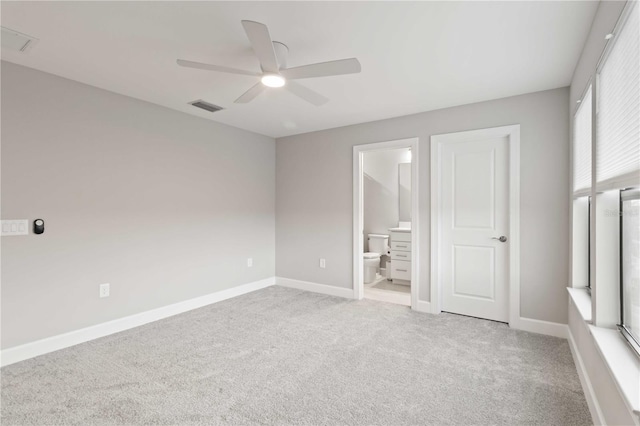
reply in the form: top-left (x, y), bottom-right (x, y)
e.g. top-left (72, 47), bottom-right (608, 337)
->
top-left (1, 1), bottom-right (598, 138)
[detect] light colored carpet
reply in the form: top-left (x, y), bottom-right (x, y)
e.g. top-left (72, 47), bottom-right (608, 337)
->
top-left (1, 286), bottom-right (591, 425)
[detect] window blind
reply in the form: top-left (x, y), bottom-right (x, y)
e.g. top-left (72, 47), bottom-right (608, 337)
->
top-left (573, 86), bottom-right (592, 193)
top-left (596, 2), bottom-right (640, 188)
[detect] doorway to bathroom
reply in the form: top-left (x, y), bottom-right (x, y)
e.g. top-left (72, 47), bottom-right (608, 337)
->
top-left (353, 138), bottom-right (419, 309)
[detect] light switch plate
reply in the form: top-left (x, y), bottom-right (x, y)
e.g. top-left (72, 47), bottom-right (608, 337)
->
top-left (1, 220), bottom-right (29, 236)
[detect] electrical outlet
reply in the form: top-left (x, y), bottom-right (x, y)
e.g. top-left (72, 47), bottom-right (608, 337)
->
top-left (319, 258), bottom-right (326, 269)
top-left (99, 283), bottom-right (110, 298)
top-left (247, 257), bottom-right (253, 268)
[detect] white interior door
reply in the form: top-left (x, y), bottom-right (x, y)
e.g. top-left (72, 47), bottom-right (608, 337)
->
top-left (439, 134), bottom-right (509, 322)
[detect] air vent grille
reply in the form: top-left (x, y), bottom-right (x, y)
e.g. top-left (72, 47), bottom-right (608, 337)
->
top-left (1, 27), bottom-right (38, 53)
top-left (189, 100), bottom-right (224, 113)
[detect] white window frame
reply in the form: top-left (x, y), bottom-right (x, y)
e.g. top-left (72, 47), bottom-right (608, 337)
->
top-left (619, 187), bottom-right (640, 356)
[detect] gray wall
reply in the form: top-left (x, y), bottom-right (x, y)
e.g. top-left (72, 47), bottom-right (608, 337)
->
top-left (363, 148), bottom-right (410, 252)
top-left (1, 62), bottom-right (276, 349)
top-left (276, 87), bottom-right (570, 324)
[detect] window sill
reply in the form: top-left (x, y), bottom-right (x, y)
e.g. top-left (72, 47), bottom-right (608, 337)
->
top-left (567, 287), bottom-right (640, 418)
top-left (567, 287), bottom-right (592, 322)
top-left (589, 325), bottom-right (640, 417)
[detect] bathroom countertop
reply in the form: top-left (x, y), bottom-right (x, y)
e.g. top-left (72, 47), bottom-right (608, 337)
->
top-left (388, 227), bottom-right (411, 232)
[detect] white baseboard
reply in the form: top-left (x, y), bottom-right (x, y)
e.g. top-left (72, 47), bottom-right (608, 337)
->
top-left (511, 317), bottom-right (568, 338)
top-left (1, 277), bottom-right (275, 367)
top-left (276, 277), bottom-right (355, 299)
top-left (414, 299), bottom-right (432, 313)
top-left (568, 328), bottom-right (605, 425)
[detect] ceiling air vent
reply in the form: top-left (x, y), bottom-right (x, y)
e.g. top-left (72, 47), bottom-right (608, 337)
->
top-left (1, 27), bottom-right (39, 53)
top-left (189, 100), bottom-right (224, 113)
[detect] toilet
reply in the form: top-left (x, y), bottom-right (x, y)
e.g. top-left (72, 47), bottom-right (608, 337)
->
top-left (364, 234), bottom-right (389, 284)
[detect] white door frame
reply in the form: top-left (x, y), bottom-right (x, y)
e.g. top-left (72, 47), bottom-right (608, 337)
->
top-left (353, 138), bottom-right (420, 309)
top-left (430, 125), bottom-right (520, 326)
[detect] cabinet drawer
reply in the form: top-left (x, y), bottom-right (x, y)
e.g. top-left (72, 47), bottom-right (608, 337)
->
top-left (390, 231), bottom-right (411, 242)
top-left (391, 251), bottom-right (411, 261)
top-left (391, 241), bottom-right (411, 251)
top-left (390, 260), bottom-right (411, 280)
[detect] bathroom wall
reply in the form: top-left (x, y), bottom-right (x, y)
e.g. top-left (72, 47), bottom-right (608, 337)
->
top-left (1, 62), bottom-right (276, 349)
top-left (276, 86), bottom-right (570, 324)
top-left (363, 148), bottom-right (410, 255)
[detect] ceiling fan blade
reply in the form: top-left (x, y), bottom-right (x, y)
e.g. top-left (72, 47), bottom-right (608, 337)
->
top-left (281, 58), bottom-right (361, 80)
top-left (241, 20), bottom-right (280, 73)
top-left (177, 59), bottom-right (259, 77)
top-left (234, 82), bottom-right (266, 104)
top-left (285, 81), bottom-right (328, 106)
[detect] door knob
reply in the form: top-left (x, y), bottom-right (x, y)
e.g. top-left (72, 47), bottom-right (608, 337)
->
top-left (491, 236), bottom-right (508, 242)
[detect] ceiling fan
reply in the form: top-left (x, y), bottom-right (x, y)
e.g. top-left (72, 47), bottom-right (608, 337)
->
top-left (177, 20), bottom-right (361, 106)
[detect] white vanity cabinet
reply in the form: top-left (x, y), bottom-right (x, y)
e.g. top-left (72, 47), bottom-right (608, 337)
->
top-left (389, 229), bottom-right (411, 284)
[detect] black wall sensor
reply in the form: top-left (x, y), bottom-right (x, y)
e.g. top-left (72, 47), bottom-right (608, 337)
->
top-left (34, 219), bottom-right (44, 234)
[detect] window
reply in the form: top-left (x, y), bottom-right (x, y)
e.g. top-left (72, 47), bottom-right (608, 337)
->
top-left (588, 196), bottom-right (591, 290)
top-left (620, 188), bottom-right (640, 354)
top-left (596, 1), bottom-right (639, 190)
top-left (571, 84), bottom-right (593, 290)
top-left (573, 85), bottom-right (592, 193)
top-left (590, 1), bottom-right (640, 351)
top-left (572, 197), bottom-right (590, 288)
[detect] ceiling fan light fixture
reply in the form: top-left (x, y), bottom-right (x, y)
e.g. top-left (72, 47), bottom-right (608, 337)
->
top-left (261, 74), bottom-right (286, 88)
top-left (177, 20), bottom-right (361, 106)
